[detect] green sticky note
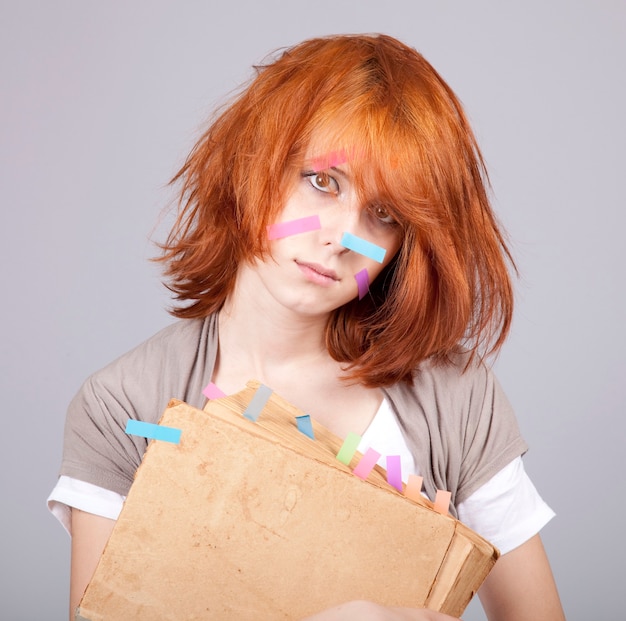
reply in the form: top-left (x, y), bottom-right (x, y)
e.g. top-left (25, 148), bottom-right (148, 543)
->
top-left (336, 431), bottom-right (362, 465)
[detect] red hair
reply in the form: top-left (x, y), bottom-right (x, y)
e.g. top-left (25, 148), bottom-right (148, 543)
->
top-left (158, 34), bottom-right (516, 387)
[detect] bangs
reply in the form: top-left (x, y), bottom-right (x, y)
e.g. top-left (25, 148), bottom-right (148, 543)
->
top-left (292, 107), bottom-right (435, 233)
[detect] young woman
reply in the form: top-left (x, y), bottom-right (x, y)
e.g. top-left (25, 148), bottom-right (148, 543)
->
top-left (48, 34), bottom-right (565, 620)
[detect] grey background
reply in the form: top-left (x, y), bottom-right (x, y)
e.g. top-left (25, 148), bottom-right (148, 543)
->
top-left (1, 1), bottom-right (624, 619)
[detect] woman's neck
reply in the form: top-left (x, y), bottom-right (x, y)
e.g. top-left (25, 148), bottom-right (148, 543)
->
top-left (214, 267), bottom-right (333, 390)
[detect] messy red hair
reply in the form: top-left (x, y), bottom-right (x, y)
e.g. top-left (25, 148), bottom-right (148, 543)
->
top-left (158, 34), bottom-right (516, 387)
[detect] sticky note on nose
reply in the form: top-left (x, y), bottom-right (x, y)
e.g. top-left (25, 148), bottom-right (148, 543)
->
top-left (340, 232), bottom-right (386, 263)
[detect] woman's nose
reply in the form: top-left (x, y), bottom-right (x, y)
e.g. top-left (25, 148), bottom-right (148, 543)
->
top-left (318, 200), bottom-right (363, 249)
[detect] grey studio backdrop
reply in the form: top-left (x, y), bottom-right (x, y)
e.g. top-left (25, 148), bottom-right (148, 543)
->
top-left (1, 2), bottom-right (624, 619)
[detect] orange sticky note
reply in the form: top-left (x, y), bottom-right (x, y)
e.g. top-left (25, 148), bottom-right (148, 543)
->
top-left (405, 474), bottom-right (424, 502)
top-left (433, 490), bottom-right (452, 515)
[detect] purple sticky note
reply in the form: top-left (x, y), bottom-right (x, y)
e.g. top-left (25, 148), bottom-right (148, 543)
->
top-left (354, 268), bottom-right (369, 300)
top-left (386, 455), bottom-right (403, 491)
top-left (267, 215), bottom-right (321, 240)
top-left (352, 447), bottom-right (381, 480)
top-left (202, 382), bottom-right (227, 400)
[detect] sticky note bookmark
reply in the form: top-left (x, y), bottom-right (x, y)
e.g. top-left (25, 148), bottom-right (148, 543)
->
top-left (336, 432), bottom-right (362, 465)
top-left (354, 268), bottom-right (369, 300)
top-left (243, 384), bottom-right (273, 422)
top-left (125, 419), bottom-right (182, 444)
top-left (433, 489), bottom-right (452, 515)
top-left (202, 382), bottom-right (227, 400)
top-left (296, 414), bottom-right (315, 440)
top-left (405, 475), bottom-right (424, 502)
top-left (353, 447), bottom-right (381, 480)
top-left (267, 215), bottom-right (321, 240)
top-left (386, 455), bottom-right (403, 491)
top-left (340, 232), bottom-right (386, 263)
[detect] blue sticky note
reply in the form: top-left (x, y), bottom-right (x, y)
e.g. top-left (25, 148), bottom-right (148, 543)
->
top-left (125, 419), bottom-right (182, 444)
top-left (296, 414), bottom-right (315, 439)
top-left (243, 384), bottom-right (273, 422)
top-left (340, 232), bottom-right (386, 263)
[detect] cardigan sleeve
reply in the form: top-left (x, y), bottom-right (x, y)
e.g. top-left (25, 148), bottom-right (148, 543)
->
top-left (383, 354), bottom-right (528, 516)
top-left (58, 317), bottom-right (218, 496)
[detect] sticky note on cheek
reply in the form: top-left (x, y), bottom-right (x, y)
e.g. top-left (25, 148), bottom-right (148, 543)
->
top-left (354, 269), bottom-right (369, 299)
top-left (267, 215), bottom-right (321, 240)
top-left (340, 232), bottom-right (386, 263)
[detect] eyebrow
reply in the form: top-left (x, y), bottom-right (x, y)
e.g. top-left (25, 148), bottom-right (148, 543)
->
top-left (329, 165), bottom-right (349, 180)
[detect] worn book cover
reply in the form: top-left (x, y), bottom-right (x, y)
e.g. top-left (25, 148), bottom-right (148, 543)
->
top-left (76, 381), bottom-right (499, 620)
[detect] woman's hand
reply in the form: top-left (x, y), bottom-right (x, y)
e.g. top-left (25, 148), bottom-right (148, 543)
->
top-left (301, 601), bottom-right (460, 621)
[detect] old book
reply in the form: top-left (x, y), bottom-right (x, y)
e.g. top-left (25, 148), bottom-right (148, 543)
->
top-left (76, 381), bottom-right (499, 620)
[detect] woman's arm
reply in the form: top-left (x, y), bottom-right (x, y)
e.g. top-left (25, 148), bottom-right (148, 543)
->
top-left (69, 509), bottom-right (116, 621)
top-left (478, 534), bottom-right (565, 621)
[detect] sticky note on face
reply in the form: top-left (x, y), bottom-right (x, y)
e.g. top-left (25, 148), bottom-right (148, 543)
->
top-left (354, 268), bottom-right (369, 300)
top-left (267, 215), bottom-right (321, 240)
top-left (311, 149), bottom-right (350, 172)
top-left (340, 232), bottom-right (386, 263)
top-left (125, 420), bottom-right (182, 444)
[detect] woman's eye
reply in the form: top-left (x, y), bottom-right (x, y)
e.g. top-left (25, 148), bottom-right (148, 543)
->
top-left (371, 205), bottom-right (396, 225)
top-left (304, 171), bottom-right (339, 194)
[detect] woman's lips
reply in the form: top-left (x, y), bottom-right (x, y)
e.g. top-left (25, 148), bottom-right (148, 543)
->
top-left (296, 261), bottom-right (339, 286)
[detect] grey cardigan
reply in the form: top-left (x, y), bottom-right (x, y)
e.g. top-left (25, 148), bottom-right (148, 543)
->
top-left (60, 315), bottom-right (527, 518)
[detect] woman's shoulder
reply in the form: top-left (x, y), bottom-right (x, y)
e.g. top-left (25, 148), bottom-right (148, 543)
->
top-left (73, 315), bottom-right (218, 418)
top-left (385, 350), bottom-right (497, 415)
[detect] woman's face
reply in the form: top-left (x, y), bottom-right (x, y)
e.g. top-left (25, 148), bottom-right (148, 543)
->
top-left (242, 150), bottom-right (403, 319)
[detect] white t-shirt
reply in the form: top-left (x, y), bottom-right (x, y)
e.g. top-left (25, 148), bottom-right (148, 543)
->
top-left (48, 398), bottom-right (554, 555)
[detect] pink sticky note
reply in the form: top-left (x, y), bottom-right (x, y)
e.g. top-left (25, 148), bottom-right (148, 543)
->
top-left (352, 447), bottom-right (381, 480)
top-left (267, 215), bottom-right (321, 240)
top-left (202, 382), bottom-right (227, 400)
top-left (405, 475), bottom-right (424, 502)
top-left (354, 268), bottom-right (369, 300)
top-left (433, 489), bottom-right (452, 515)
top-left (311, 148), bottom-right (349, 172)
top-left (386, 455), bottom-right (403, 491)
